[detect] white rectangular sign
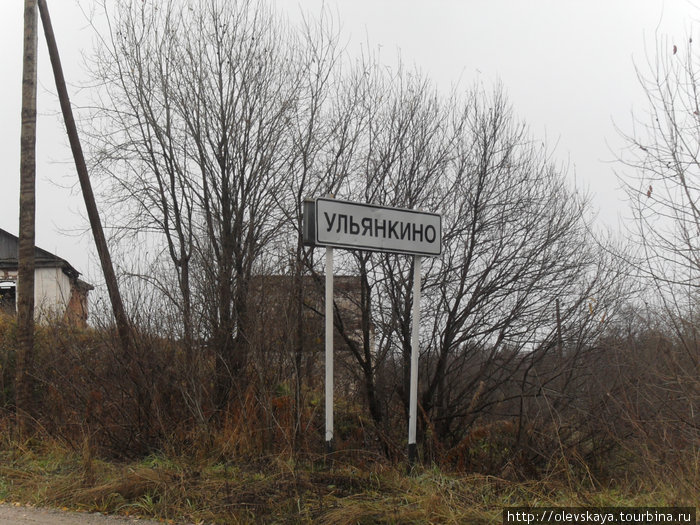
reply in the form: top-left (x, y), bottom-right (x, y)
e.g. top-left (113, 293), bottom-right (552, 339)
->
top-left (314, 198), bottom-right (441, 256)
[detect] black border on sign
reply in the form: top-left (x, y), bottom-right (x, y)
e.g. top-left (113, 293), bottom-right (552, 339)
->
top-left (314, 197), bottom-right (442, 257)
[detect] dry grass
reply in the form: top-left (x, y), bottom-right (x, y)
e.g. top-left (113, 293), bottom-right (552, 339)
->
top-left (0, 436), bottom-right (697, 524)
top-left (0, 314), bottom-right (698, 523)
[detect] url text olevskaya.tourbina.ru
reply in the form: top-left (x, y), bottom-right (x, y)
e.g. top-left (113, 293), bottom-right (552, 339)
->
top-left (502, 507), bottom-right (696, 525)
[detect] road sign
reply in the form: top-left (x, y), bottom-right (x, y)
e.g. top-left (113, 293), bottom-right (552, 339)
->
top-left (304, 198), bottom-right (441, 257)
top-left (303, 196), bottom-right (440, 462)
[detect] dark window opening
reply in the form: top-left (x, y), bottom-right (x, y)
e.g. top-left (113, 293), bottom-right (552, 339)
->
top-left (0, 283), bottom-right (16, 314)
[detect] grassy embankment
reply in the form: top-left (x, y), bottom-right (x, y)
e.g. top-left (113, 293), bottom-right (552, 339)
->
top-left (1, 315), bottom-right (698, 523)
top-left (0, 435), bottom-right (697, 524)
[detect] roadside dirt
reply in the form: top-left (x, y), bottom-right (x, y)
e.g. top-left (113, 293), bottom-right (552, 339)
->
top-left (0, 504), bottom-right (170, 524)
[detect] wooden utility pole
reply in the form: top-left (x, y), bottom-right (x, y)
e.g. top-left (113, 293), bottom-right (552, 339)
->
top-left (37, 0), bottom-right (132, 354)
top-left (15, 0), bottom-right (38, 434)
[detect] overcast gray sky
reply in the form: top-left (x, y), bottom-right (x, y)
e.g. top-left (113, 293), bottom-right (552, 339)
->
top-left (0, 0), bottom-right (696, 283)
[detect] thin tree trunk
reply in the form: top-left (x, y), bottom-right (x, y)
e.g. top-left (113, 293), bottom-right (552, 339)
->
top-left (15, 0), bottom-right (38, 435)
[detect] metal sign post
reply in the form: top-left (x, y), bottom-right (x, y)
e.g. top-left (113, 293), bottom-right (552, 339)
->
top-left (408, 255), bottom-right (422, 463)
top-left (325, 246), bottom-right (334, 453)
top-left (303, 197), bottom-right (441, 463)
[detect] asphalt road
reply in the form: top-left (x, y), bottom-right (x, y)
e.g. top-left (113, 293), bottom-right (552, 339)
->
top-left (0, 504), bottom-right (168, 524)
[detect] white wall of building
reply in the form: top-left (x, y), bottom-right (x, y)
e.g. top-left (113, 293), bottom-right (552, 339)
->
top-left (4, 267), bottom-right (86, 323)
top-left (34, 267), bottom-right (72, 320)
top-left (16, 267), bottom-right (72, 322)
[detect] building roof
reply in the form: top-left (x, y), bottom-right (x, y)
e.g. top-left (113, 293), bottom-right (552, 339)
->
top-left (0, 227), bottom-right (91, 288)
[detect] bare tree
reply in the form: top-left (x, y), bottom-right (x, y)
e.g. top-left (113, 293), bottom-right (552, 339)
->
top-left (89, 0), bottom-right (330, 414)
top-left (619, 34), bottom-right (699, 340)
top-left (338, 57), bottom-right (455, 435)
top-left (274, 10), bottom-right (366, 441)
top-left (322, 65), bottom-right (626, 460)
top-left (416, 87), bottom-right (594, 438)
top-left (615, 30), bottom-right (700, 476)
top-left (83, 0), bottom-right (633, 464)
